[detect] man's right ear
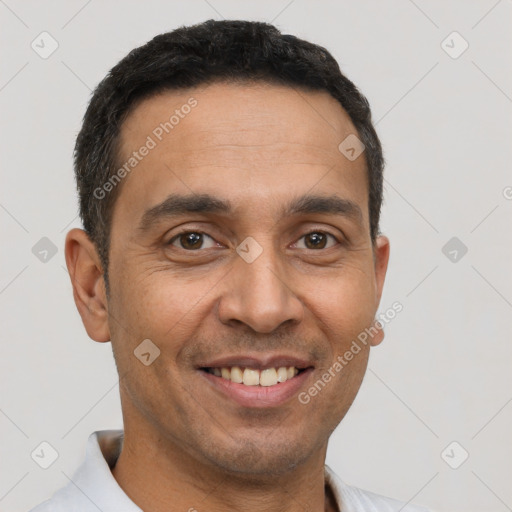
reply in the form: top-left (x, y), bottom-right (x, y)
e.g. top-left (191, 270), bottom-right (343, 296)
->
top-left (65, 228), bottom-right (110, 342)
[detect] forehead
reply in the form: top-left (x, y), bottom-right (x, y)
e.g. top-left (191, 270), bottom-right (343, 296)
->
top-left (112, 82), bottom-right (368, 230)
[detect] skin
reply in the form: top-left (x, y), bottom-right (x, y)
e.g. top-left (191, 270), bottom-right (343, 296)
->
top-left (65, 82), bottom-right (390, 512)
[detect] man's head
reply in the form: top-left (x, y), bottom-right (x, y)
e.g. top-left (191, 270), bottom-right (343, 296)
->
top-left (65, 20), bottom-right (389, 479)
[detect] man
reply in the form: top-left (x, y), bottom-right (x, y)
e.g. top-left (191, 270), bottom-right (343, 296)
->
top-left (31, 19), bottom-right (430, 512)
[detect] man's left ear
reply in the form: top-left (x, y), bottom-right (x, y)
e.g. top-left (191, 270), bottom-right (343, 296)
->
top-left (65, 228), bottom-right (110, 342)
top-left (370, 235), bottom-right (390, 347)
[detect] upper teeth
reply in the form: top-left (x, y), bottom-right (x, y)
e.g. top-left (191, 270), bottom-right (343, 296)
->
top-left (209, 366), bottom-right (299, 386)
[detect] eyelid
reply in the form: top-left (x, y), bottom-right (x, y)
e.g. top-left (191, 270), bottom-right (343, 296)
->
top-left (167, 229), bottom-right (218, 249)
top-left (165, 222), bottom-right (216, 241)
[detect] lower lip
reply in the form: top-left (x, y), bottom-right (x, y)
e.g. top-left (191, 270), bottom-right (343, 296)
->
top-left (199, 368), bottom-right (314, 408)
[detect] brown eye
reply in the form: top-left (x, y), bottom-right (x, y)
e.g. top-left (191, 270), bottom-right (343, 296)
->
top-left (297, 232), bottom-right (337, 250)
top-left (169, 232), bottom-right (216, 250)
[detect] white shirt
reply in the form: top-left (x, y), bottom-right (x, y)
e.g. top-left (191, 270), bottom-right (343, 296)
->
top-left (29, 430), bottom-right (431, 512)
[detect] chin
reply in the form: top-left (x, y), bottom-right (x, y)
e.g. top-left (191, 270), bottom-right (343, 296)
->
top-left (199, 434), bottom-right (318, 479)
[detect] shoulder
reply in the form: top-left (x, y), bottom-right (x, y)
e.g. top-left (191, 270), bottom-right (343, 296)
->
top-left (325, 465), bottom-right (432, 512)
top-left (27, 501), bottom-right (51, 512)
top-left (27, 485), bottom-right (95, 512)
top-left (343, 484), bottom-right (432, 511)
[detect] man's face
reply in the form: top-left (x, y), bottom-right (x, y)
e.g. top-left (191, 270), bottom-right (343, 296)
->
top-left (104, 82), bottom-right (389, 475)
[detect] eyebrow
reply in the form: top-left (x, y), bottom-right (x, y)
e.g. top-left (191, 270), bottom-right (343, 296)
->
top-left (138, 194), bottom-right (232, 232)
top-left (137, 192), bottom-right (363, 233)
top-left (281, 194), bottom-right (363, 225)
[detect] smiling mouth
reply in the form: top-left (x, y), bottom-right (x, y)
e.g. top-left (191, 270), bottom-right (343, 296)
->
top-left (200, 366), bottom-right (307, 387)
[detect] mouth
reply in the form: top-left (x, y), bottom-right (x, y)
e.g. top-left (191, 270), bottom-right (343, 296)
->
top-left (197, 357), bottom-right (314, 408)
top-left (200, 365), bottom-right (305, 386)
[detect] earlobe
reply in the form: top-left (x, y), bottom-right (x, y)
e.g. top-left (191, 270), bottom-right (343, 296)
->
top-left (369, 318), bottom-right (385, 347)
top-left (65, 228), bottom-right (110, 342)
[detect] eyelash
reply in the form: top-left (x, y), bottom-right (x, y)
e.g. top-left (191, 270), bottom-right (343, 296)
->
top-left (167, 230), bottom-right (217, 250)
top-left (295, 232), bottom-right (341, 249)
top-left (167, 229), bottom-right (342, 251)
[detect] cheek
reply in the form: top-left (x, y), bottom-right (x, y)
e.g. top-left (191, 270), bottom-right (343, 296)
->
top-left (305, 263), bottom-right (377, 344)
top-left (108, 267), bottom-right (208, 408)
top-left (109, 262), bottom-right (216, 352)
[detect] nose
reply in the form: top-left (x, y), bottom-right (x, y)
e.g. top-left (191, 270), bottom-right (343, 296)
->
top-left (217, 245), bottom-right (304, 333)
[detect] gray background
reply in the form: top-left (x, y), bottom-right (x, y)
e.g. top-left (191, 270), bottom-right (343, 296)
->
top-left (1, 1), bottom-right (511, 511)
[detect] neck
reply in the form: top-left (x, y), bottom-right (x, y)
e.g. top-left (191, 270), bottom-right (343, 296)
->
top-left (111, 422), bottom-right (337, 512)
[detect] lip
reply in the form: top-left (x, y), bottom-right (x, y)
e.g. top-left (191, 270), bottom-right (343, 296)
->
top-left (196, 354), bottom-right (313, 370)
top-left (199, 367), bottom-right (314, 408)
